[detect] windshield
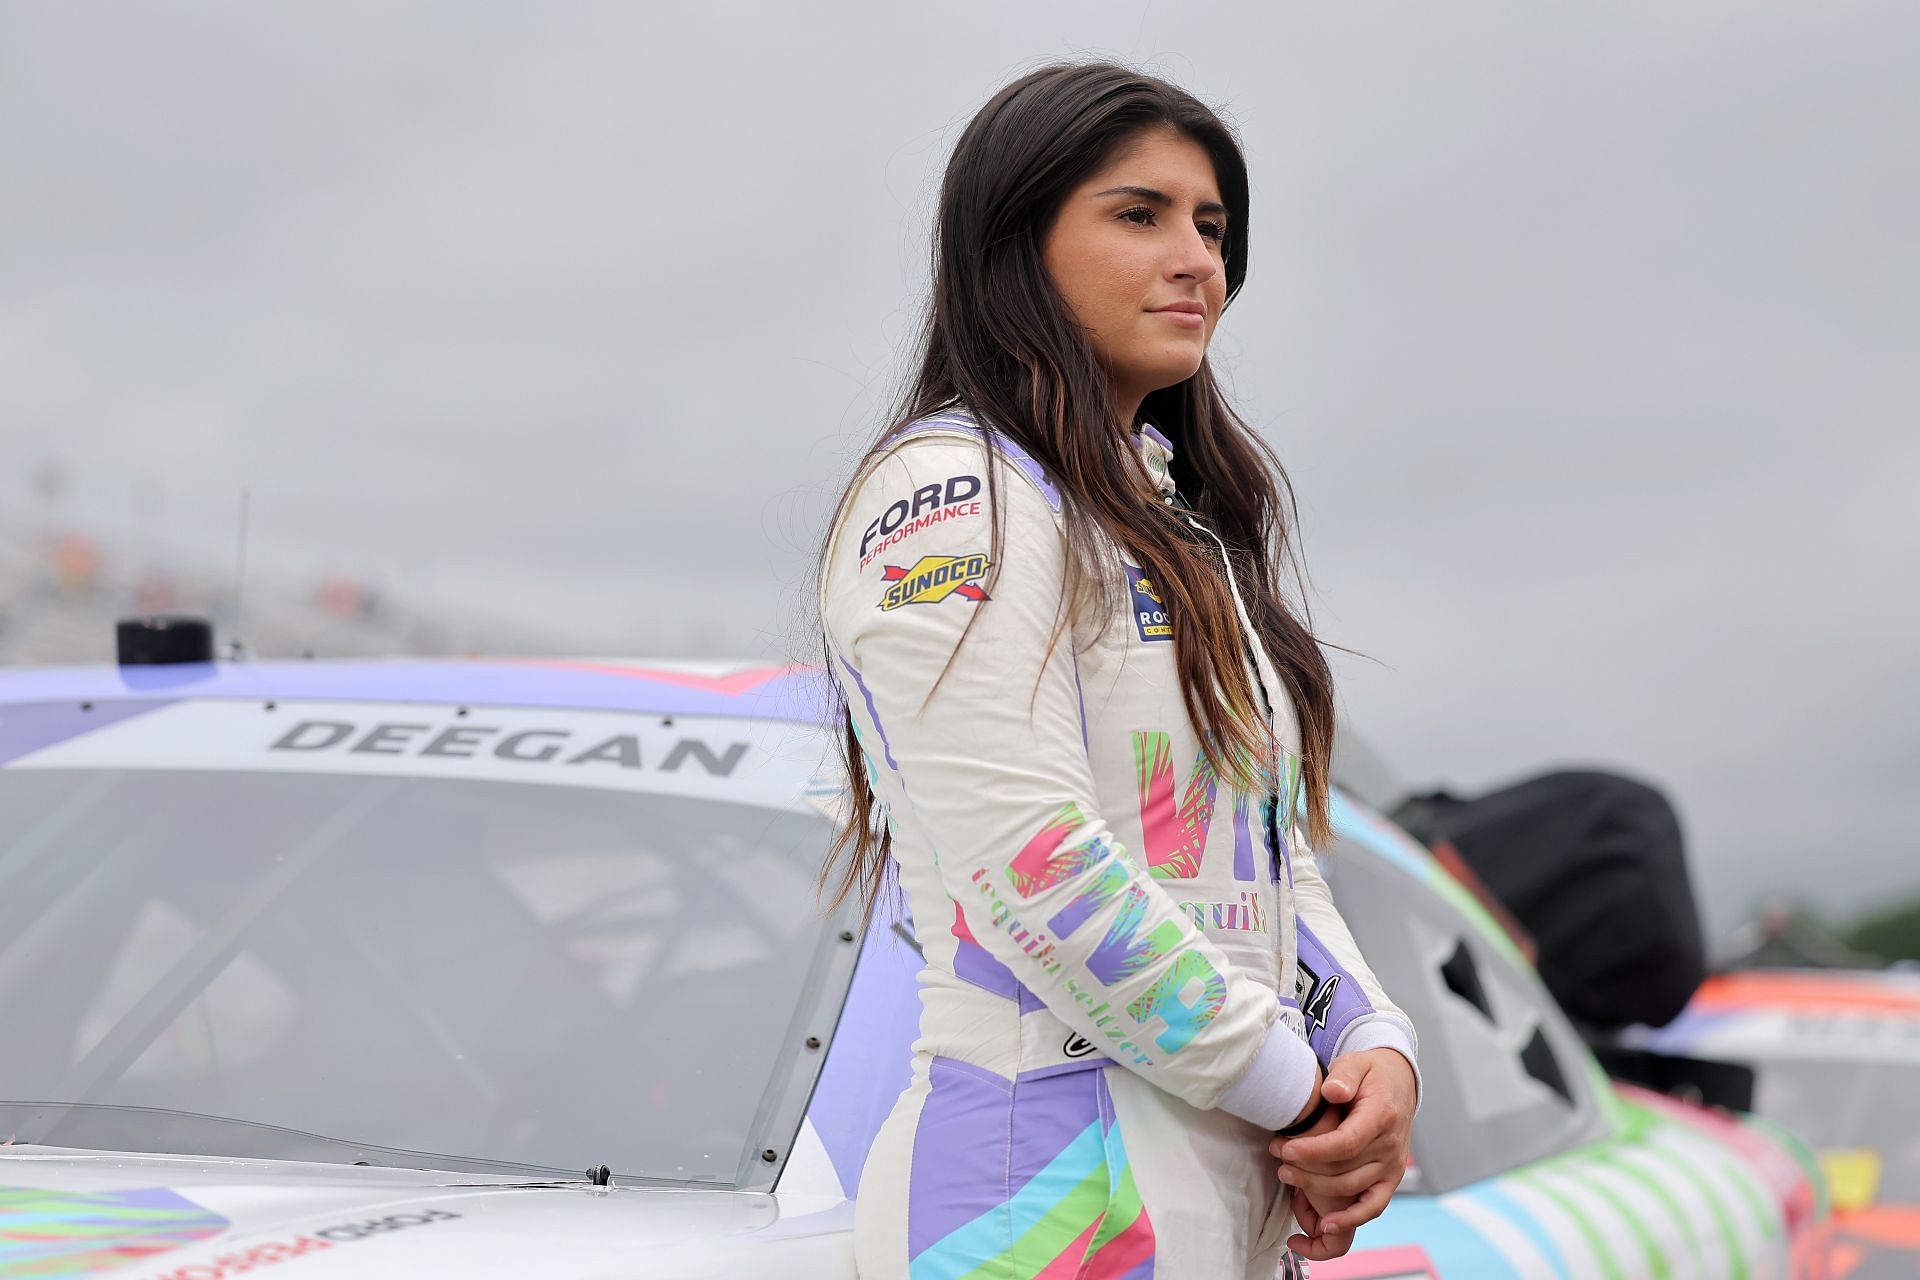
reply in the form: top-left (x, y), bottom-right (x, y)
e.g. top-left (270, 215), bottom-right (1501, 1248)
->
top-left (0, 760), bottom-right (841, 1185)
top-left (1752, 1056), bottom-right (1920, 1203)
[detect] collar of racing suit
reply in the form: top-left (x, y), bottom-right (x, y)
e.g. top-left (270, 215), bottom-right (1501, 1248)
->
top-left (1134, 420), bottom-right (1179, 502)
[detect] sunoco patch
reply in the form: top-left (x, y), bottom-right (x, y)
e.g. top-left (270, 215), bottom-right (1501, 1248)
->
top-left (1125, 565), bottom-right (1171, 641)
top-left (879, 554), bottom-right (992, 610)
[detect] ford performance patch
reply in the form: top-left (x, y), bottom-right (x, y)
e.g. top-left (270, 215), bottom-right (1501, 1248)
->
top-left (858, 473), bottom-right (983, 569)
top-left (1125, 565), bottom-right (1171, 642)
top-left (878, 554), bottom-right (991, 610)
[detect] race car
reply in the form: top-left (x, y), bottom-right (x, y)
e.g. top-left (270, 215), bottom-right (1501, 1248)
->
top-left (0, 620), bottom-right (1830, 1277)
top-left (1379, 763), bottom-right (1920, 1278)
top-left (1627, 969), bottom-right (1920, 1277)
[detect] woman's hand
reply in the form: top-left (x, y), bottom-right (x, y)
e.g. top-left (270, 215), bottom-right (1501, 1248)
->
top-left (1268, 1048), bottom-right (1416, 1243)
top-left (1273, 1102), bottom-right (1353, 1260)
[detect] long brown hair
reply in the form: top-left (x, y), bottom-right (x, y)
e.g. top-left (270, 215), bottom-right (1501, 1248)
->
top-left (819, 62), bottom-right (1335, 912)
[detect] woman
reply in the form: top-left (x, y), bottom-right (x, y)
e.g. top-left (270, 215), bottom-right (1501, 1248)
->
top-left (818, 63), bottom-right (1419, 1280)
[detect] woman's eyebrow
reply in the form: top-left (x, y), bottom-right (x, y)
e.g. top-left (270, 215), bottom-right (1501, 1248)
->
top-left (1093, 184), bottom-right (1228, 220)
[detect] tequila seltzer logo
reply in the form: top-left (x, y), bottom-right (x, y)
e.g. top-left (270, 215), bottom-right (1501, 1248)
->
top-left (879, 554), bottom-right (992, 610)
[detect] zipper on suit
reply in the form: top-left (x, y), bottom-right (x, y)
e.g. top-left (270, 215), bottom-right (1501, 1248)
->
top-left (1178, 509), bottom-right (1288, 888)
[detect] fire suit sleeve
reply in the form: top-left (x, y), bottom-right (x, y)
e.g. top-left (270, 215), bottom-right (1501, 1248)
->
top-left (1288, 824), bottom-right (1423, 1112)
top-left (822, 434), bottom-right (1321, 1130)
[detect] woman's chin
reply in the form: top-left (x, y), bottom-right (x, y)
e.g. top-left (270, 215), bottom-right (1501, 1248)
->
top-left (1135, 356), bottom-right (1207, 395)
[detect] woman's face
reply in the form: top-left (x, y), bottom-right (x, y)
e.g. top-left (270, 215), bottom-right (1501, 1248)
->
top-left (1042, 125), bottom-right (1230, 421)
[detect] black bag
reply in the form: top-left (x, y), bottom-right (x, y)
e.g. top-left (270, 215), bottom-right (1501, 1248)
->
top-left (1392, 770), bottom-right (1705, 1030)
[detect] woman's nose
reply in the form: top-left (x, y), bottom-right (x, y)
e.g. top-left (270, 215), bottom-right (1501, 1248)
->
top-left (1166, 228), bottom-right (1219, 283)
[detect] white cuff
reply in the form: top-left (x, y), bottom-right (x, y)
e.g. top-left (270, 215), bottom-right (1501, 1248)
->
top-left (1331, 1013), bottom-right (1423, 1117)
top-left (1215, 1017), bottom-right (1323, 1131)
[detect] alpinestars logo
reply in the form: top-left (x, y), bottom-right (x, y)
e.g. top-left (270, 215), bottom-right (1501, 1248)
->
top-left (879, 554), bottom-right (992, 610)
top-left (1296, 957), bottom-right (1341, 1034)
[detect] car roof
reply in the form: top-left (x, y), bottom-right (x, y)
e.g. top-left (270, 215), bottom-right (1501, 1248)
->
top-left (0, 657), bottom-right (833, 724)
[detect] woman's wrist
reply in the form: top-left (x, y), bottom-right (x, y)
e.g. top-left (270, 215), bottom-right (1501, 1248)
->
top-left (1274, 1091), bottom-right (1330, 1139)
top-left (1276, 1061), bottom-right (1327, 1136)
top-left (1216, 1019), bottom-right (1323, 1130)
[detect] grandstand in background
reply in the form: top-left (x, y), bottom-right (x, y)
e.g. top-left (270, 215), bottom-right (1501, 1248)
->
top-left (0, 512), bottom-right (554, 666)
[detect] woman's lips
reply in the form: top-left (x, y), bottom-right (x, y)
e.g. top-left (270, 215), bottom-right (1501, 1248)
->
top-left (1151, 309), bottom-right (1205, 329)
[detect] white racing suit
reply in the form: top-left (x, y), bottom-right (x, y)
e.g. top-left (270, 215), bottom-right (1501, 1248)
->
top-left (821, 410), bottom-right (1419, 1280)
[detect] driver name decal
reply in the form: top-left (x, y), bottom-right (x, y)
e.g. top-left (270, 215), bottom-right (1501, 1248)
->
top-left (269, 720), bottom-right (746, 776)
top-left (2, 700), bottom-right (818, 807)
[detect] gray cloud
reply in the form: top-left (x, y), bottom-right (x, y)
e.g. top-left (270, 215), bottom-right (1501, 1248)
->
top-left (3, 1), bottom-right (1916, 944)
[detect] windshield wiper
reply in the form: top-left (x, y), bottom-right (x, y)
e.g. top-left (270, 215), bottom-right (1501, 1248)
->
top-left (0, 1100), bottom-right (679, 1185)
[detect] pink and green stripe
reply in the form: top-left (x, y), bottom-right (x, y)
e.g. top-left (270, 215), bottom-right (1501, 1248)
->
top-left (907, 1060), bottom-right (1154, 1280)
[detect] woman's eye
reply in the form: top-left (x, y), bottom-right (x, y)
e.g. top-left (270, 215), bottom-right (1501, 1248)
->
top-left (1198, 220), bottom-right (1227, 243)
top-left (1119, 206), bottom-right (1156, 227)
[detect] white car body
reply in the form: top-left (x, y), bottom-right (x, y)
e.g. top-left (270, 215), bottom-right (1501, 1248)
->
top-left (0, 656), bottom-right (1828, 1278)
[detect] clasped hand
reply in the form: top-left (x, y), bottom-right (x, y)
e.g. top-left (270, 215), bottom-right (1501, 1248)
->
top-left (1270, 1048), bottom-right (1416, 1261)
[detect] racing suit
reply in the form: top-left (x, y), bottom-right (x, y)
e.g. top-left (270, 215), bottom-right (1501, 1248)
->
top-left (821, 410), bottom-right (1419, 1280)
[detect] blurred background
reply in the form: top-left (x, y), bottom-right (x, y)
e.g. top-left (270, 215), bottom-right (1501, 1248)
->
top-left (2, 2), bottom-right (1914, 957)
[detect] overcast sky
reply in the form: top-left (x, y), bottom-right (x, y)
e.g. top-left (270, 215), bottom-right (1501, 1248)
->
top-left (3, 2), bottom-right (1915, 945)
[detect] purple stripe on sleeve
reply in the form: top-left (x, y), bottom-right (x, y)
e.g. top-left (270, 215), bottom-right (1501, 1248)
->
top-left (1137, 422), bottom-right (1174, 453)
top-left (1295, 920), bottom-right (1374, 1065)
top-left (1072, 652), bottom-right (1090, 752)
top-left (893, 413), bottom-right (1063, 513)
top-left (837, 658), bottom-right (897, 771)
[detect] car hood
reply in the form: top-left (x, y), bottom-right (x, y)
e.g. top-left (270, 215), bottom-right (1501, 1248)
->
top-left (0, 1147), bottom-right (852, 1278)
